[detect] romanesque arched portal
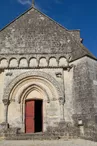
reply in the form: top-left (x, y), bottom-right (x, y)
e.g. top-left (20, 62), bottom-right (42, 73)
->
top-left (3, 71), bottom-right (64, 132)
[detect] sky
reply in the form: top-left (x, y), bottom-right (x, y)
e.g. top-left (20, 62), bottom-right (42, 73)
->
top-left (0, 0), bottom-right (97, 57)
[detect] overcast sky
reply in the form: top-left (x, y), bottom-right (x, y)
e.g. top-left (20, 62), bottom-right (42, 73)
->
top-left (0, 0), bottom-right (97, 57)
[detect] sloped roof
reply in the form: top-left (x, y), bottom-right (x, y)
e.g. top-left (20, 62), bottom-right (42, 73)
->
top-left (0, 6), bottom-right (96, 61)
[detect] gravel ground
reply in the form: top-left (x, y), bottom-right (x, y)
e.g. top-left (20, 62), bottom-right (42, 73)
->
top-left (0, 139), bottom-right (97, 146)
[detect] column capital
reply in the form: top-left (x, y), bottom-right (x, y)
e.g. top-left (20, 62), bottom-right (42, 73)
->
top-left (2, 99), bottom-right (10, 106)
top-left (59, 97), bottom-right (65, 105)
top-left (0, 69), bottom-right (4, 74)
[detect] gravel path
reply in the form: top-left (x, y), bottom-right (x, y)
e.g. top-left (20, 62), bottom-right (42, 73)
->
top-left (0, 139), bottom-right (97, 146)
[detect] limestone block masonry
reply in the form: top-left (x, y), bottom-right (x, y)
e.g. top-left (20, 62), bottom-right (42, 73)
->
top-left (0, 6), bottom-right (97, 141)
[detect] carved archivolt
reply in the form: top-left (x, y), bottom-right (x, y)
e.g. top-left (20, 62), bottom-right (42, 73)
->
top-left (3, 71), bottom-right (64, 104)
top-left (17, 84), bottom-right (50, 103)
top-left (0, 55), bottom-right (70, 68)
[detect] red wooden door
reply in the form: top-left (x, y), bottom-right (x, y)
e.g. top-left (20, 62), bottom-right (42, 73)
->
top-left (25, 100), bottom-right (35, 133)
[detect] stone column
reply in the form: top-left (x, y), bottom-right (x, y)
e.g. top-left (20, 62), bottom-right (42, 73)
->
top-left (59, 97), bottom-right (65, 120)
top-left (2, 99), bottom-right (9, 124)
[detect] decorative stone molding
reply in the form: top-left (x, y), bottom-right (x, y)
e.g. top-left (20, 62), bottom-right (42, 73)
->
top-left (3, 71), bottom-right (64, 103)
top-left (59, 97), bottom-right (65, 105)
top-left (67, 64), bottom-right (74, 72)
top-left (17, 84), bottom-right (50, 104)
top-left (2, 99), bottom-right (10, 106)
top-left (0, 54), bottom-right (72, 69)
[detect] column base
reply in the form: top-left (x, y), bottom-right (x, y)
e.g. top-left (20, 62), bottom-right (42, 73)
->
top-left (0, 122), bottom-right (9, 137)
top-left (0, 122), bottom-right (9, 130)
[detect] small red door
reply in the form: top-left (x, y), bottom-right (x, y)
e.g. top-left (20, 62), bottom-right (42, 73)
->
top-left (25, 100), bottom-right (35, 133)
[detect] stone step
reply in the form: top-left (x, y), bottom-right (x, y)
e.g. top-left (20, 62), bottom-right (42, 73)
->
top-left (6, 134), bottom-right (58, 140)
top-left (5, 133), bottom-right (79, 140)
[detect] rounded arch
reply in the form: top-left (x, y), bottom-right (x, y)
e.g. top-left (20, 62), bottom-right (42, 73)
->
top-left (3, 71), bottom-right (64, 102)
top-left (39, 57), bottom-right (47, 67)
top-left (49, 57), bottom-right (57, 67)
top-left (29, 57), bottom-right (38, 67)
top-left (9, 57), bottom-right (17, 62)
top-left (19, 57), bottom-right (27, 62)
top-left (0, 58), bottom-right (8, 68)
top-left (0, 57), bottom-right (7, 62)
top-left (19, 57), bottom-right (28, 68)
top-left (59, 56), bottom-right (67, 67)
top-left (9, 58), bottom-right (18, 68)
top-left (58, 56), bottom-right (66, 60)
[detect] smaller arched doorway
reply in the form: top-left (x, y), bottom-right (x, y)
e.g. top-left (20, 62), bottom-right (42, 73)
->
top-left (25, 99), bottom-right (43, 133)
top-left (20, 85), bottom-right (49, 134)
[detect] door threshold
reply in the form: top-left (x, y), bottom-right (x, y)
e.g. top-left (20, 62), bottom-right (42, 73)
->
top-left (25, 132), bottom-right (43, 135)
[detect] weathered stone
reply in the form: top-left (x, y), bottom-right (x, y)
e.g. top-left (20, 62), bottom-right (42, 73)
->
top-left (0, 6), bottom-right (97, 141)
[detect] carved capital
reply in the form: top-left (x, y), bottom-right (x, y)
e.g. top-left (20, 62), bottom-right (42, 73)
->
top-left (65, 54), bottom-right (72, 62)
top-left (59, 97), bottom-right (65, 105)
top-left (2, 99), bottom-right (10, 106)
top-left (67, 64), bottom-right (74, 72)
top-left (0, 69), bottom-right (4, 74)
top-left (0, 122), bottom-right (9, 130)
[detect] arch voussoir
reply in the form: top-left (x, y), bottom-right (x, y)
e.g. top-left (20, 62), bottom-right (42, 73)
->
top-left (3, 71), bottom-right (64, 104)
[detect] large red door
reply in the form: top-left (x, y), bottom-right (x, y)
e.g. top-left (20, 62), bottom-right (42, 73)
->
top-left (25, 100), bottom-right (35, 133)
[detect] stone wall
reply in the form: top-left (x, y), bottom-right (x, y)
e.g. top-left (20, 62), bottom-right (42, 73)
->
top-left (0, 56), bottom-right (97, 141)
top-left (72, 57), bottom-right (95, 123)
top-left (86, 57), bottom-right (97, 115)
top-left (63, 68), bottom-right (74, 123)
top-left (71, 57), bottom-right (97, 140)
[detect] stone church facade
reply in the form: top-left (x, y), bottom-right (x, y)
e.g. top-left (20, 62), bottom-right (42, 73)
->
top-left (0, 6), bottom-right (97, 140)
